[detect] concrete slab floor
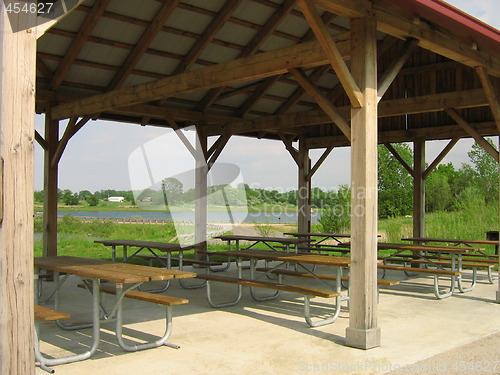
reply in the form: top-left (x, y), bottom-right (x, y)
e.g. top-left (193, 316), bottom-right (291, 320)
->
top-left (35, 265), bottom-right (500, 375)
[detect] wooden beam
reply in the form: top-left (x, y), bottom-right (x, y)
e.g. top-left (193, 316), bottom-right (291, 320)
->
top-left (279, 134), bottom-right (300, 165)
top-left (313, 0), bottom-right (371, 18)
top-left (377, 38), bottom-right (418, 102)
top-left (237, 75), bottom-right (281, 116)
top-left (51, 116), bottom-right (91, 168)
top-left (36, 56), bottom-right (54, 80)
top-left (195, 125), bottom-right (208, 257)
top-left (167, 120), bottom-right (199, 160)
top-left (384, 143), bottom-right (413, 175)
top-left (306, 146), bottom-right (333, 180)
top-left (0, 6), bottom-right (37, 373)
top-left (173, 0), bottom-right (243, 75)
top-left (446, 109), bottom-right (499, 162)
top-left (52, 39), bottom-right (349, 119)
top-left (413, 140), bottom-right (426, 238)
top-left (297, 138), bottom-right (311, 234)
top-left (423, 137), bottom-right (460, 179)
top-left (373, 0), bottom-right (500, 77)
top-left (476, 66), bottom-right (500, 132)
top-left (207, 88), bottom-right (489, 136)
top-left (107, 0), bottom-right (180, 90)
top-left (306, 121), bottom-right (497, 148)
top-left (35, 130), bottom-right (48, 150)
top-left (208, 134), bottom-right (231, 168)
top-left (289, 68), bottom-right (351, 140)
top-left (49, 0), bottom-right (111, 90)
top-left (345, 16), bottom-right (380, 350)
top-left (299, 0), bottom-right (362, 108)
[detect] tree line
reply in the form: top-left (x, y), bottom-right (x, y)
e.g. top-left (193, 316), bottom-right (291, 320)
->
top-left (34, 141), bottom-right (498, 221)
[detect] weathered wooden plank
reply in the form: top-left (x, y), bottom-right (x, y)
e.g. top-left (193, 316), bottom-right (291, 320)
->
top-left (51, 39), bottom-right (349, 119)
top-left (0, 5), bottom-right (37, 374)
top-left (345, 16), bottom-right (380, 350)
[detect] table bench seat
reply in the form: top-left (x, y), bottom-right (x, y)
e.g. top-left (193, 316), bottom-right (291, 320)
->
top-left (196, 274), bottom-right (338, 298)
top-left (77, 283), bottom-right (189, 306)
top-left (255, 267), bottom-right (400, 286)
top-left (382, 257), bottom-right (494, 269)
top-left (35, 305), bottom-right (70, 322)
top-left (134, 254), bottom-right (222, 268)
top-left (196, 273), bottom-right (341, 327)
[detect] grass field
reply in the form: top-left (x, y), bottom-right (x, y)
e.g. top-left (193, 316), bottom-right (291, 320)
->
top-left (34, 204), bottom-right (499, 264)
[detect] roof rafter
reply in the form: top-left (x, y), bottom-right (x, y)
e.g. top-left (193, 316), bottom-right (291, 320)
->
top-left (197, 0), bottom-right (298, 111)
top-left (172, 0), bottom-right (243, 75)
top-left (107, 0), bottom-right (180, 90)
top-left (299, 0), bottom-right (362, 108)
top-left (49, 0), bottom-right (111, 90)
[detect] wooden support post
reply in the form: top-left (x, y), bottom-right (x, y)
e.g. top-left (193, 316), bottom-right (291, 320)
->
top-left (297, 138), bottom-right (311, 235)
top-left (43, 110), bottom-right (59, 257)
top-left (497, 136), bottom-right (500, 304)
top-left (413, 140), bottom-right (426, 238)
top-left (345, 16), bottom-right (380, 350)
top-left (0, 5), bottom-right (37, 374)
top-left (195, 126), bottom-right (208, 260)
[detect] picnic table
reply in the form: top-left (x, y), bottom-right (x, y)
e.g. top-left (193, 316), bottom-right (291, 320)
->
top-left (94, 239), bottom-right (196, 263)
top-left (335, 242), bottom-right (483, 298)
top-left (34, 256), bottom-right (195, 370)
top-left (284, 232), bottom-right (351, 245)
top-left (401, 237), bottom-right (499, 255)
top-left (213, 234), bottom-right (312, 252)
top-left (197, 249), bottom-right (352, 327)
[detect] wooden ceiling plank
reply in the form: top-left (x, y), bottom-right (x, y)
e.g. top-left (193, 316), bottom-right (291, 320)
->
top-left (377, 38), bottom-right (418, 102)
top-left (107, 0), bottom-right (180, 90)
top-left (298, 0), bottom-right (362, 108)
top-left (423, 137), bottom-right (460, 179)
top-left (384, 143), bottom-right (413, 175)
top-left (445, 109), bottom-right (499, 162)
top-left (52, 39), bottom-right (345, 119)
top-left (476, 66), bottom-right (500, 132)
top-left (197, 0), bottom-right (297, 111)
top-left (173, 0), bottom-right (244, 75)
top-left (289, 67), bottom-right (351, 140)
top-left (49, 0), bottom-right (111, 90)
top-left (313, 0), bottom-right (371, 18)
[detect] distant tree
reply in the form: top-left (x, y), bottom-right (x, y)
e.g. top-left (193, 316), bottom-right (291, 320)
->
top-left (34, 190), bottom-right (44, 203)
top-left (467, 140), bottom-right (499, 203)
top-left (62, 190), bottom-right (79, 205)
top-left (162, 177), bottom-right (183, 205)
top-left (86, 194), bottom-right (99, 206)
top-left (78, 190), bottom-right (92, 200)
top-left (378, 143), bottom-right (413, 218)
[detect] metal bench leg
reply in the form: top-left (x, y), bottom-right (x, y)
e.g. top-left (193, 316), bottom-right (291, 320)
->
top-left (487, 267), bottom-right (498, 284)
top-left (205, 280), bottom-right (242, 308)
top-left (457, 268), bottom-right (477, 293)
top-left (304, 294), bottom-right (341, 327)
top-left (433, 275), bottom-right (455, 299)
top-left (115, 295), bottom-right (178, 351)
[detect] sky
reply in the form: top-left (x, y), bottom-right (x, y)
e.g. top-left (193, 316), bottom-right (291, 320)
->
top-left (33, 0), bottom-right (500, 193)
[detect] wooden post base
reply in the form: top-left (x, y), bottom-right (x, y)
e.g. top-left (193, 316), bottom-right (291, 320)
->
top-left (345, 327), bottom-right (381, 350)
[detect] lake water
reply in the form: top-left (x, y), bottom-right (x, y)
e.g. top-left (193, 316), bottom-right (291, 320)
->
top-left (35, 210), bottom-right (321, 224)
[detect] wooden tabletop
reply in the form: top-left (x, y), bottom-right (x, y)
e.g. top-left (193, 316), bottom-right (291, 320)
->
top-left (214, 235), bottom-right (312, 244)
top-left (94, 239), bottom-right (196, 251)
top-left (35, 256), bottom-right (196, 284)
top-left (284, 232), bottom-right (351, 238)
top-left (214, 249), bottom-right (352, 267)
top-left (335, 242), bottom-right (475, 254)
top-left (401, 237), bottom-right (499, 246)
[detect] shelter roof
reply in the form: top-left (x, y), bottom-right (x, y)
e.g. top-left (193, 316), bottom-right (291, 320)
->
top-left (35, 0), bottom-right (500, 148)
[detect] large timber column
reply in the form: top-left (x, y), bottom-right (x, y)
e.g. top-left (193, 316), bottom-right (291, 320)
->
top-left (43, 109), bottom-right (59, 256)
top-left (195, 125), bottom-right (208, 258)
top-left (0, 6), bottom-right (37, 374)
top-left (345, 16), bottom-right (380, 349)
top-left (413, 140), bottom-right (426, 238)
top-left (297, 138), bottom-right (311, 234)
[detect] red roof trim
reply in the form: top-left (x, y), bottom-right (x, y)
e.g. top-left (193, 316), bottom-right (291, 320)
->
top-left (385, 0), bottom-right (500, 53)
